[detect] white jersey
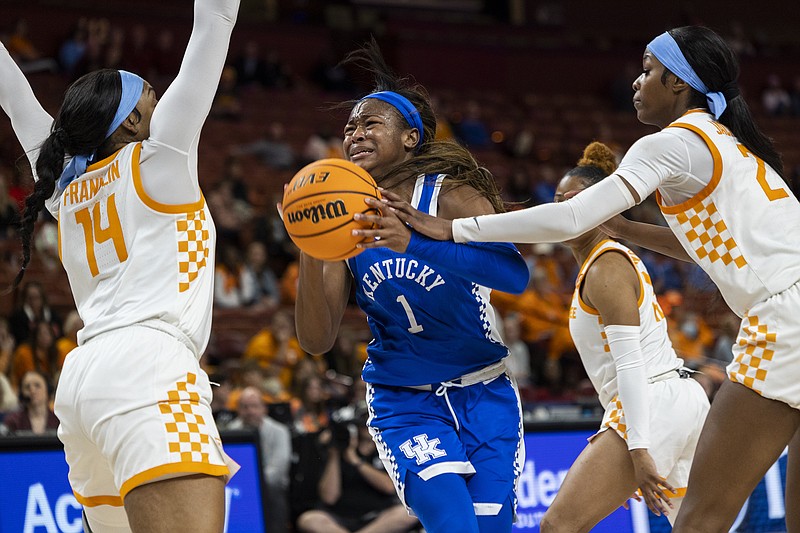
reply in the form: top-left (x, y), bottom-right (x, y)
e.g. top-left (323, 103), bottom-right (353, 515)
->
top-left (569, 240), bottom-right (683, 406)
top-left (630, 110), bottom-right (800, 316)
top-left (47, 143), bottom-right (215, 353)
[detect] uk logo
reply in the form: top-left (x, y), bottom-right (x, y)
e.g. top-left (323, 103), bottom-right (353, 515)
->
top-left (399, 434), bottom-right (447, 465)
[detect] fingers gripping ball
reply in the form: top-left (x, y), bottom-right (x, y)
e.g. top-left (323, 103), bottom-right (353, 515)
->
top-left (282, 159), bottom-right (381, 261)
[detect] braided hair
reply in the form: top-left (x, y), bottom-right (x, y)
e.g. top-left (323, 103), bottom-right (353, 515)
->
top-left (11, 69), bottom-right (121, 290)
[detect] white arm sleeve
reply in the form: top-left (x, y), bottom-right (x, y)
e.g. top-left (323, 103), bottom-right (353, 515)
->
top-left (138, 0), bottom-right (239, 205)
top-left (452, 174), bottom-right (636, 243)
top-left (0, 42), bottom-right (54, 180)
top-left (605, 324), bottom-right (650, 450)
top-left (149, 0), bottom-right (238, 151)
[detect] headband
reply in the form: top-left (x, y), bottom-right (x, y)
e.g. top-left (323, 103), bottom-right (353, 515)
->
top-left (57, 70), bottom-right (145, 191)
top-left (360, 91), bottom-right (424, 147)
top-left (647, 32), bottom-right (732, 120)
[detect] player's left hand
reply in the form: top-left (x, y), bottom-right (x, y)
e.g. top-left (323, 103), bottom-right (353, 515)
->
top-left (630, 449), bottom-right (675, 517)
top-left (352, 196), bottom-right (412, 253)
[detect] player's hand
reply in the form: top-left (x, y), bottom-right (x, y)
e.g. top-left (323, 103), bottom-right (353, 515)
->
top-left (376, 189), bottom-right (454, 241)
top-left (352, 196), bottom-right (412, 253)
top-left (630, 449), bottom-right (675, 517)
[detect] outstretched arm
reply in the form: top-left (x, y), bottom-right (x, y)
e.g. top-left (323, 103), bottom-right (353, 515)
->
top-left (149, 0), bottom-right (239, 151)
top-left (0, 42), bottom-right (53, 179)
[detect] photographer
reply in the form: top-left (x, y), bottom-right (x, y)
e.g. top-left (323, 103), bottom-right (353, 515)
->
top-left (296, 404), bottom-right (419, 533)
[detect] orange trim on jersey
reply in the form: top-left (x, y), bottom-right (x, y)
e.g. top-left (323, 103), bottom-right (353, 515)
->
top-left (85, 148), bottom-right (125, 173)
top-left (73, 491), bottom-right (124, 508)
top-left (119, 461), bottom-right (230, 500)
top-left (657, 121), bottom-right (723, 215)
top-left (576, 240), bottom-right (645, 313)
top-left (130, 143), bottom-right (206, 214)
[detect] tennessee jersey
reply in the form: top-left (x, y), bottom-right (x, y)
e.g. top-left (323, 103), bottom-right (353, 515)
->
top-left (569, 239), bottom-right (683, 406)
top-left (657, 110), bottom-right (800, 316)
top-left (48, 142), bottom-right (215, 353)
top-left (348, 174), bottom-right (508, 386)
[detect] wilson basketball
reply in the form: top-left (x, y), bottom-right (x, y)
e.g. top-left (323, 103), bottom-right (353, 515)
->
top-left (282, 158), bottom-right (381, 261)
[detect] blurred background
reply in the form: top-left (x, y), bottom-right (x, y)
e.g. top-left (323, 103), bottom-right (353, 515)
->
top-left (0, 1), bottom-right (798, 529)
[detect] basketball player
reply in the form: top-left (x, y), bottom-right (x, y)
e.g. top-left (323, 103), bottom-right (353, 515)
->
top-left (0, 1), bottom-right (240, 531)
top-left (537, 142), bottom-right (710, 530)
top-left (293, 40), bottom-right (530, 533)
top-left (361, 26), bottom-right (800, 533)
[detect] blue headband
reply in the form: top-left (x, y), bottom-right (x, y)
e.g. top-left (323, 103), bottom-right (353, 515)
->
top-left (647, 32), bottom-right (728, 120)
top-left (361, 91), bottom-right (424, 147)
top-left (57, 70), bottom-right (145, 191)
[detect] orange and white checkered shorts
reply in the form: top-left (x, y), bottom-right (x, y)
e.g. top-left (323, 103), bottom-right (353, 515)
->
top-left (727, 281), bottom-right (800, 409)
top-left (592, 375), bottom-right (709, 494)
top-left (54, 322), bottom-right (238, 517)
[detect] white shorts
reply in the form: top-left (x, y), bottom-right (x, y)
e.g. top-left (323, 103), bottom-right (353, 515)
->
top-left (54, 322), bottom-right (239, 516)
top-left (728, 282), bottom-right (800, 409)
top-left (593, 374), bottom-right (710, 495)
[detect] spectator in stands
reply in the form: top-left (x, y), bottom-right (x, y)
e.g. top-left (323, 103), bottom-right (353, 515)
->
top-left (290, 374), bottom-right (329, 435)
top-left (55, 310), bottom-right (82, 364)
top-left (241, 240), bottom-right (281, 311)
top-left (232, 121), bottom-right (296, 170)
top-left (503, 312), bottom-right (532, 390)
top-left (503, 166), bottom-right (534, 207)
top-left (0, 318), bottom-right (18, 417)
top-left (11, 320), bottom-right (62, 391)
top-left (244, 309), bottom-right (308, 391)
top-left (5, 18), bottom-right (58, 74)
top-left (311, 49), bottom-right (354, 93)
top-left (0, 370), bottom-right (58, 436)
top-left (207, 175), bottom-right (252, 243)
top-left (295, 404), bottom-right (420, 533)
top-left (233, 40), bottom-right (270, 88)
top-left (123, 24), bottom-right (154, 80)
top-left (210, 371), bottom-right (237, 428)
top-left (210, 65), bottom-right (242, 121)
top-left (9, 281), bottom-right (61, 345)
top-left (0, 169), bottom-right (19, 239)
top-left (789, 75), bottom-right (800, 117)
top-left (58, 21), bottom-right (88, 78)
top-left (761, 73), bottom-right (791, 116)
top-left (263, 49), bottom-right (294, 89)
top-left (214, 242), bottom-right (250, 309)
top-left (302, 127), bottom-right (344, 164)
top-left (34, 215), bottom-right (60, 271)
top-left (220, 154), bottom-right (250, 203)
top-left (453, 99), bottom-right (490, 148)
top-left (228, 386), bottom-right (293, 533)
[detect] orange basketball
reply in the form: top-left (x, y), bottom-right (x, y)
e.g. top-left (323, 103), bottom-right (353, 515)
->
top-left (282, 158), bottom-right (381, 261)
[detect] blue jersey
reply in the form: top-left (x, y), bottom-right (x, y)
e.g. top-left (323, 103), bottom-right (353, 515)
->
top-left (348, 174), bottom-right (510, 386)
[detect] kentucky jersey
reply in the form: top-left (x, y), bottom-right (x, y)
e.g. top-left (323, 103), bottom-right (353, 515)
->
top-left (569, 239), bottom-right (683, 406)
top-left (48, 142), bottom-right (215, 353)
top-left (348, 174), bottom-right (508, 386)
top-left (658, 110), bottom-right (800, 316)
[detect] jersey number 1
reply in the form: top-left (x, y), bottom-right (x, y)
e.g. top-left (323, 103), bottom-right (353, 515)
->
top-left (74, 193), bottom-right (128, 277)
top-left (396, 295), bottom-right (423, 333)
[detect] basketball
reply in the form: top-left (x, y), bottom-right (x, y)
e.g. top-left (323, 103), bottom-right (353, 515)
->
top-left (282, 158), bottom-right (381, 261)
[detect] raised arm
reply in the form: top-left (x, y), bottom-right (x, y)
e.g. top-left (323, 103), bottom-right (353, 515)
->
top-left (0, 42), bottom-right (53, 178)
top-left (148, 0), bottom-right (239, 151)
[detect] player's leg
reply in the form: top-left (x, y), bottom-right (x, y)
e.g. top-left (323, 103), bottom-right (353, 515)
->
top-left (405, 472), bottom-right (479, 533)
top-left (295, 509), bottom-right (349, 533)
top-left (123, 474), bottom-right (225, 533)
top-left (786, 427), bottom-right (800, 533)
top-left (539, 430), bottom-right (638, 533)
top-left (672, 380), bottom-right (800, 532)
top-left (355, 504), bottom-right (420, 533)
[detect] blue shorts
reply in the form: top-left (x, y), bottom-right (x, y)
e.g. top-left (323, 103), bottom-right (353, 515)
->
top-left (366, 374), bottom-right (524, 516)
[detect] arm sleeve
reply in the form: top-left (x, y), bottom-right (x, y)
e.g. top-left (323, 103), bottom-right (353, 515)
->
top-left (452, 174), bottom-right (636, 244)
top-left (605, 324), bottom-right (650, 450)
top-left (405, 233), bottom-right (530, 294)
top-left (148, 0), bottom-right (238, 152)
top-left (0, 42), bottom-right (53, 180)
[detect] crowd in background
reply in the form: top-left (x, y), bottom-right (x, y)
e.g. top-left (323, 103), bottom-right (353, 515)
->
top-left (0, 9), bottom-right (798, 530)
